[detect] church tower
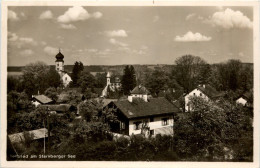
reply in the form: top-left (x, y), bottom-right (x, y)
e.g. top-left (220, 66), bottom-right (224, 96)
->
top-left (55, 49), bottom-right (64, 73)
top-left (106, 72), bottom-right (111, 86)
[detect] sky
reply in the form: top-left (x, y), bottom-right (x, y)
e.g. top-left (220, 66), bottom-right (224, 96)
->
top-left (7, 6), bottom-right (253, 66)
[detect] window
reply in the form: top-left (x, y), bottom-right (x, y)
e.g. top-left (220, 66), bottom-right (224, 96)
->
top-left (120, 122), bottom-right (125, 130)
top-left (143, 120), bottom-right (148, 127)
top-left (150, 130), bottom-right (154, 135)
top-left (162, 118), bottom-right (169, 126)
top-left (150, 117), bottom-right (154, 122)
top-left (193, 93), bottom-right (196, 96)
top-left (57, 68), bottom-right (59, 71)
top-left (65, 77), bottom-right (67, 81)
top-left (200, 93), bottom-right (202, 96)
top-left (133, 121), bottom-right (142, 130)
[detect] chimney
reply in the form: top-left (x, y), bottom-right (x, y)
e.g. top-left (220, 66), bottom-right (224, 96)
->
top-left (143, 94), bottom-right (148, 102)
top-left (128, 95), bottom-right (133, 102)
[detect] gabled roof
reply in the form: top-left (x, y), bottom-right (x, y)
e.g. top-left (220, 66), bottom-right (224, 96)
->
top-left (242, 91), bottom-right (252, 100)
top-left (131, 85), bottom-right (150, 95)
top-left (196, 84), bottom-right (222, 99)
top-left (237, 90), bottom-right (253, 102)
top-left (41, 104), bottom-right (74, 112)
top-left (158, 88), bottom-right (184, 100)
top-left (102, 98), bottom-right (118, 107)
top-left (8, 128), bottom-right (50, 144)
top-left (32, 95), bottom-right (53, 104)
top-left (111, 97), bottom-right (180, 119)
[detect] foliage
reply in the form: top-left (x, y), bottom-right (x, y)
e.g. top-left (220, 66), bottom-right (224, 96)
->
top-left (78, 99), bottom-right (102, 122)
top-left (174, 96), bottom-right (253, 161)
top-left (7, 76), bottom-right (24, 93)
top-left (22, 61), bottom-right (50, 96)
top-left (208, 59), bottom-right (253, 92)
top-left (121, 65), bottom-right (137, 95)
top-left (145, 69), bottom-right (169, 96)
top-left (71, 61), bottom-right (84, 87)
top-left (95, 73), bottom-right (107, 88)
top-left (46, 67), bottom-right (62, 88)
top-left (64, 89), bottom-right (83, 107)
top-left (77, 71), bottom-right (96, 94)
top-left (173, 55), bottom-right (208, 93)
top-left (44, 87), bottom-right (58, 101)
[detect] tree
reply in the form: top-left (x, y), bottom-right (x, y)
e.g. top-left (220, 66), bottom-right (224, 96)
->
top-left (22, 61), bottom-right (50, 96)
top-left (78, 99), bottom-right (101, 122)
top-left (95, 73), bottom-right (107, 88)
top-left (173, 55), bottom-right (208, 93)
top-left (238, 64), bottom-right (253, 92)
top-left (174, 97), bottom-right (226, 160)
top-left (210, 59), bottom-right (244, 92)
top-left (77, 72), bottom-right (96, 94)
top-left (71, 61), bottom-right (84, 87)
top-left (145, 70), bottom-right (169, 96)
top-left (121, 65), bottom-right (137, 95)
top-left (65, 90), bottom-right (83, 107)
top-left (44, 87), bottom-right (58, 101)
top-left (174, 96), bottom-right (253, 161)
top-left (47, 67), bottom-right (62, 88)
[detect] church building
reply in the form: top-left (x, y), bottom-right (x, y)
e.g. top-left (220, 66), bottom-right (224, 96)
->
top-left (101, 72), bottom-right (122, 97)
top-left (55, 49), bottom-right (72, 87)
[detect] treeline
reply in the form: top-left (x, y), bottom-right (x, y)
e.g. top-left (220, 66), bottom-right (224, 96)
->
top-left (143, 55), bottom-right (253, 98)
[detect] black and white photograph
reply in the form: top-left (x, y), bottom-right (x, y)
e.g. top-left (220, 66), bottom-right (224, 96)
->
top-left (1, 1), bottom-right (259, 167)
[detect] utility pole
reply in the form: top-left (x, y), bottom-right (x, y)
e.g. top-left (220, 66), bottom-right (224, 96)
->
top-left (47, 107), bottom-right (51, 154)
top-left (43, 120), bottom-right (45, 154)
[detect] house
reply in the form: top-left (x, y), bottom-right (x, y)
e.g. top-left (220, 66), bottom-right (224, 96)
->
top-left (158, 88), bottom-right (183, 100)
top-left (130, 84), bottom-right (151, 100)
top-left (55, 49), bottom-right (72, 87)
top-left (41, 104), bottom-right (77, 114)
top-left (31, 95), bottom-right (54, 107)
top-left (185, 84), bottom-right (223, 112)
top-left (105, 95), bottom-right (180, 137)
top-left (101, 72), bottom-right (122, 98)
top-left (236, 91), bottom-right (253, 107)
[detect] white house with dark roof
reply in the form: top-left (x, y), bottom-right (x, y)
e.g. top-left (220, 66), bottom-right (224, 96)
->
top-left (129, 84), bottom-right (151, 101)
top-left (105, 95), bottom-right (180, 136)
top-left (31, 95), bottom-right (54, 107)
top-left (184, 84), bottom-right (223, 112)
top-left (236, 91), bottom-right (253, 107)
